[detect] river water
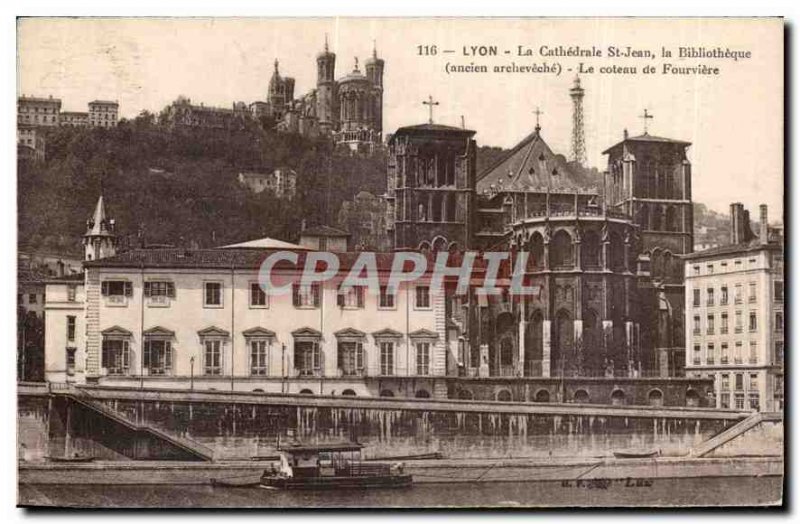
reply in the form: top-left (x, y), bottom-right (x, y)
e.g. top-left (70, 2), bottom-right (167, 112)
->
top-left (19, 476), bottom-right (782, 508)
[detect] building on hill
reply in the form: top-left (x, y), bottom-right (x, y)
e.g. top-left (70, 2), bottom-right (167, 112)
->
top-left (60, 111), bottom-right (89, 127)
top-left (162, 96), bottom-right (249, 130)
top-left (238, 169), bottom-right (297, 199)
top-left (337, 191), bottom-right (392, 251)
top-left (17, 125), bottom-right (46, 162)
top-left (684, 203), bottom-right (784, 412)
top-left (88, 100), bottom-right (119, 128)
top-left (269, 40), bottom-right (385, 152)
top-left (17, 95), bottom-right (61, 126)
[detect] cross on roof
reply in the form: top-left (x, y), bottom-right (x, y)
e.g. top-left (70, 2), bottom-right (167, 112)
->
top-left (640, 109), bottom-right (654, 135)
top-left (423, 95), bottom-right (439, 124)
top-left (533, 107), bottom-right (544, 131)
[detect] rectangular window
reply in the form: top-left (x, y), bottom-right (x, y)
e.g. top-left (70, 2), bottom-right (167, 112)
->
top-left (748, 282), bottom-right (757, 303)
top-left (720, 313), bottom-right (729, 334)
top-left (720, 286), bottom-right (728, 305)
top-left (721, 373), bottom-right (730, 390)
top-left (692, 289), bottom-right (700, 307)
top-left (706, 314), bottom-right (715, 335)
top-left (144, 339), bottom-right (172, 375)
top-left (693, 315), bottom-right (701, 335)
top-left (735, 373), bottom-right (744, 391)
top-left (735, 311), bottom-right (743, 333)
top-left (735, 393), bottom-right (745, 410)
top-left (774, 281), bottom-right (784, 303)
top-left (693, 265), bottom-right (700, 275)
top-left (204, 282), bottom-right (223, 307)
top-left (67, 285), bottom-right (77, 302)
top-left (66, 348), bottom-right (76, 373)
top-left (775, 312), bottom-right (784, 333)
top-left (706, 288), bottom-right (714, 306)
top-left (295, 341), bottom-right (320, 376)
top-left (28, 293), bottom-right (37, 304)
top-left (749, 312), bottom-right (757, 332)
top-left (775, 341), bottom-right (784, 364)
top-left (748, 392), bottom-right (760, 411)
top-left (250, 282), bottom-right (267, 307)
top-left (102, 339), bottom-right (130, 375)
top-left (416, 342), bottom-right (431, 375)
top-left (415, 286), bottom-right (431, 309)
top-left (749, 341), bottom-right (757, 363)
top-left (250, 339), bottom-right (268, 375)
top-left (734, 284), bottom-right (742, 304)
top-left (66, 315), bottom-right (76, 342)
top-left (720, 393), bottom-right (730, 409)
top-left (749, 373), bottom-right (759, 391)
top-left (292, 283), bottom-right (321, 308)
top-left (707, 343), bottom-right (715, 364)
top-left (706, 264), bottom-right (714, 274)
top-left (380, 342), bottom-right (395, 375)
top-left (144, 281), bottom-right (175, 297)
top-left (101, 280), bottom-right (133, 297)
top-left (337, 341), bottom-right (364, 376)
top-left (204, 339), bottom-right (222, 375)
top-left (337, 286), bottom-right (365, 309)
top-left (379, 286), bottom-right (396, 309)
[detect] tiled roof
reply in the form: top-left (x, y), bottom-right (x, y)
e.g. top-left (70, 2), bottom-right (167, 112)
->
top-left (602, 133), bottom-right (691, 154)
top-left (682, 239), bottom-right (783, 260)
top-left (476, 129), bottom-right (585, 193)
top-left (392, 123), bottom-right (475, 136)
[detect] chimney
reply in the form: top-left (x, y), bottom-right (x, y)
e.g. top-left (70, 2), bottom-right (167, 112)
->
top-left (730, 203), bottom-right (744, 244)
top-left (759, 204), bottom-right (769, 244)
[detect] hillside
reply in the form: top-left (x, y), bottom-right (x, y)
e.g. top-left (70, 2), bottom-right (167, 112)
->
top-left (17, 116), bottom-right (386, 254)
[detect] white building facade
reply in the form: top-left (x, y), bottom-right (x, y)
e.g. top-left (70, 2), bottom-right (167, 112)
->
top-left (58, 249), bottom-right (448, 399)
top-left (684, 204), bottom-right (784, 412)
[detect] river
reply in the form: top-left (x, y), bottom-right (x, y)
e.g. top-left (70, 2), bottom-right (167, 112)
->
top-left (19, 476), bottom-right (782, 508)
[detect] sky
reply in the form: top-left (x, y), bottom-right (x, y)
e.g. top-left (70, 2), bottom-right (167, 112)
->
top-left (17, 17), bottom-right (784, 217)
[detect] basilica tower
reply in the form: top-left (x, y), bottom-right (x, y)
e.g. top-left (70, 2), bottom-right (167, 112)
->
top-left (83, 195), bottom-right (117, 262)
top-left (316, 36), bottom-right (337, 132)
top-left (365, 42), bottom-right (385, 138)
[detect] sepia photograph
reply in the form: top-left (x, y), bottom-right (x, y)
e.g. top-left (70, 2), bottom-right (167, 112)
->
top-left (14, 16), bottom-right (784, 508)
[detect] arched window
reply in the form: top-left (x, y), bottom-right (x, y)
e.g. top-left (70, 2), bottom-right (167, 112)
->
top-left (647, 389), bottom-right (664, 407)
top-left (252, 388), bottom-right (265, 393)
top-left (500, 337), bottom-right (514, 368)
top-left (496, 389), bottom-right (512, 402)
top-left (529, 233), bottom-right (544, 271)
top-left (550, 230), bottom-right (574, 269)
top-left (431, 193), bottom-right (443, 222)
top-left (574, 389), bottom-right (590, 403)
top-left (457, 389), bottom-right (473, 400)
top-left (685, 389), bottom-right (700, 407)
top-left (379, 389), bottom-right (395, 397)
top-left (445, 193), bottom-right (456, 222)
top-left (299, 389), bottom-right (314, 395)
top-left (432, 236), bottom-right (447, 253)
top-left (581, 230), bottom-right (602, 270)
top-left (610, 389), bottom-right (626, 406)
top-left (415, 389), bottom-right (431, 399)
top-left (341, 389), bottom-right (357, 396)
top-left (582, 309), bottom-right (601, 374)
top-left (524, 310), bottom-right (544, 377)
top-left (552, 309), bottom-right (573, 376)
top-left (665, 206), bottom-right (678, 232)
top-left (534, 389), bottom-right (550, 402)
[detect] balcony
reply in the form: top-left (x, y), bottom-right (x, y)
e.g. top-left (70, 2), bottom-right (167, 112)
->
top-left (706, 358), bottom-right (715, 365)
top-left (734, 357), bottom-right (743, 365)
top-left (295, 368), bottom-right (322, 378)
top-left (104, 294), bottom-right (128, 307)
top-left (749, 357), bottom-right (758, 364)
top-left (749, 297), bottom-right (757, 304)
top-left (735, 327), bottom-right (743, 334)
top-left (720, 328), bottom-right (728, 335)
top-left (721, 356), bottom-right (729, 364)
top-left (706, 328), bottom-right (715, 335)
top-left (693, 328), bottom-right (701, 336)
top-left (692, 358), bottom-right (701, 366)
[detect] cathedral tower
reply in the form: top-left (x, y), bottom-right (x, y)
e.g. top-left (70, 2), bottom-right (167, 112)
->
top-left (570, 76), bottom-right (587, 165)
top-left (365, 42), bottom-right (385, 137)
top-left (316, 36), bottom-right (337, 131)
top-left (83, 195), bottom-right (117, 262)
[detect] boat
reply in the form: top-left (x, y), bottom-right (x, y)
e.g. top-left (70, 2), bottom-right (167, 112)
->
top-left (613, 449), bottom-right (661, 459)
top-left (260, 441), bottom-right (412, 490)
top-left (48, 455), bottom-right (96, 463)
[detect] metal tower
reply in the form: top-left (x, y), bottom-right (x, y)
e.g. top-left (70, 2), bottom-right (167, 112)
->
top-left (570, 75), bottom-right (587, 165)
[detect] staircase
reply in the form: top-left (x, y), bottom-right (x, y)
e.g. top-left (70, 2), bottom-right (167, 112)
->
top-left (64, 391), bottom-right (214, 461)
top-left (690, 412), bottom-right (782, 458)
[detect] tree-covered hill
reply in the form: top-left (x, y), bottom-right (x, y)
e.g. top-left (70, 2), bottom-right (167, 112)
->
top-left (18, 115), bottom-right (387, 255)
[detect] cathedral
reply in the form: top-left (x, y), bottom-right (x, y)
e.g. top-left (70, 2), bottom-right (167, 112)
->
top-left (385, 82), bottom-right (693, 387)
top-left (259, 39), bottom-right (385, 152)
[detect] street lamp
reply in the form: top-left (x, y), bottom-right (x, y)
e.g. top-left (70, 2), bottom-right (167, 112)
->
top-left (190, 356), bottom-right (195, 391)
